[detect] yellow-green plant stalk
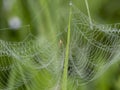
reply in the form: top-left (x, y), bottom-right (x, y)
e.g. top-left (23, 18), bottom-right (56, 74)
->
top-left (61, 2), bottom-right (72, 90)
top-left (85, 0), bottom-right (93, 29)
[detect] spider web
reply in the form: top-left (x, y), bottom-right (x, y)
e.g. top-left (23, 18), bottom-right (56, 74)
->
top-left (0, 3), bottom-right (120, 90)
top-left (66, 4), bottom-right (120, 86)
top-left (0, 25), bottom-right (63, 90)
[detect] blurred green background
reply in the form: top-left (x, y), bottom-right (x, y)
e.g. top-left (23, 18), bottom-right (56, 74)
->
top-left (0, 0), bottom-right (120, 90)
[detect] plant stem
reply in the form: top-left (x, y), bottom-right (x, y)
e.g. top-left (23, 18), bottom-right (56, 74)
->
top-left (61, 3), bottom-right (72, 90)
top-left (85, 0), bottom-right (93, 29)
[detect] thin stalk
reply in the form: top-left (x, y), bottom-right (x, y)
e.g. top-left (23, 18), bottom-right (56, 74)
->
top-left (85, 0), bottom-right (93, 29)
top-left (61, 3), bottom-right (72, 90)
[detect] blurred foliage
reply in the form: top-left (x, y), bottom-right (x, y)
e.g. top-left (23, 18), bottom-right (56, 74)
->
top-left (0, 0), bottom-right (120, 90)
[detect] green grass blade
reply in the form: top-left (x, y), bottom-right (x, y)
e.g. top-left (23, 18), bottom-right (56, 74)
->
top-left (61, 2), bottom-right (72, 90)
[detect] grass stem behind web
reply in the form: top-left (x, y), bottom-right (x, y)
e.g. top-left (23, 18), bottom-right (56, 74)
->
top-left (85, 0), bottom-right (93, 29)
top-left (61, 1), bottom-right (72, 90)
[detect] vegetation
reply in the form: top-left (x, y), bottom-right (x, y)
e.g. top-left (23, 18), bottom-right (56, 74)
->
top-left (0, 0), bottom-right (120, 90)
